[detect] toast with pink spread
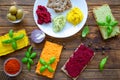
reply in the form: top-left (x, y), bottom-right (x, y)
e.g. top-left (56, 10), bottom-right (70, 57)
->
top-left (61, 43), bottom-right (95, 80)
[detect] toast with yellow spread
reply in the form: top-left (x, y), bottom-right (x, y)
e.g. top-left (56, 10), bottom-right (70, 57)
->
top-left (0, 29), bottom-right (29, 56)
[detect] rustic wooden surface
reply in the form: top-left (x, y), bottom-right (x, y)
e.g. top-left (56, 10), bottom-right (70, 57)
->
top-left (0, 0), bottom-right (120, 80)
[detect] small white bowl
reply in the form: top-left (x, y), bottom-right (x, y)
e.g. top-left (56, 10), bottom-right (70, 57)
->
top-left (3, 58), bottom-right (22, 77)
top-left (7, 6), bottom-right (24, 23)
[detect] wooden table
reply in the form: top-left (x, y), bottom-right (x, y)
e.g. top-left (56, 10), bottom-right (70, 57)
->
top-left (0, 0), bottom-right (120, 80)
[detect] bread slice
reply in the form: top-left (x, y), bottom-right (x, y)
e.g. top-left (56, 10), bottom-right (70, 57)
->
top-left (93, 4), bottom-right (120, 39)
top-left (36, 41), bottom-right (63, 78)
top-left (61, 43), bottom-right (95, 80)
top-left (0, 29), bottom-right (29, 56)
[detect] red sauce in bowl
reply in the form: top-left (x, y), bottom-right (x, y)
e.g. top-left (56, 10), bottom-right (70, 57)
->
top-left (4, 58), bottom-right (21, 77)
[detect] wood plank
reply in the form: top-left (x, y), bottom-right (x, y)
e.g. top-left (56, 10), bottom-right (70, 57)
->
top-left (0, 49), bottom-right (120, 70)
top-left (0, 0), bottom-right (35, 6)
top-left (0, 27), bottom-right (120, 50)
top-left (0, 5), bottom-right (120, 26)
top-left (0, 0), bottom-right (120, 6)
top-left (0, 69), bottom-right (120, 80)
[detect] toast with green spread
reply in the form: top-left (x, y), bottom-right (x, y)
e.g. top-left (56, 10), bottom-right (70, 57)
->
top-left (93, 4), bottom-right (120, 39)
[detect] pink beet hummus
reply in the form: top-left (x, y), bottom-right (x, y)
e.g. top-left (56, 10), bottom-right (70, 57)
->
top-left (65, 44), bottom-right (94, 77)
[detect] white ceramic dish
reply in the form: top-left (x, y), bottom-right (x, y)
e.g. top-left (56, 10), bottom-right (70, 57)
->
top-left (33, 0), bottom-right (88, 38)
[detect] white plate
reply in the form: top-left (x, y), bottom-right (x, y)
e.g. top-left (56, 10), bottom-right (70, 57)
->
top-left (33, 0), bottom-right (88, 38)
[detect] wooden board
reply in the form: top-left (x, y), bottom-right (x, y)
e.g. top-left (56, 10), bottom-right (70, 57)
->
top-left (0, 0), bottom-right (120, 80)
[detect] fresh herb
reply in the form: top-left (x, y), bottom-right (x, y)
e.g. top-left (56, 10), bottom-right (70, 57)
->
top-left (99, 56), bottom-right (108, 71)
top-left (22, 46), bottom-right (37, 71)
top-left (82, 26), bottom-right (90, 38)
top-left (97, 15), bottom-right (118, 36)
top-left (39, 57), bottom-right (56, 73)
top-left (2, 29), bottom-right (24, 50)
top-left (30, 52), bottom-right (37, 59)
top-left (21, 57), bottom-right (28, 63)
top-left (27, 62), bottom-right (31, 71)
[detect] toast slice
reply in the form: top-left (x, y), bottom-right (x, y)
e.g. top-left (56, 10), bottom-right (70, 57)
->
top-left (61, 43), bottom-right (95, 80)
top-left (0, 29), bottom-right (29, 56)
top-left (93, 4), bottom-right (120, 39)
top-left (36, 41), bottom-right (63, 78)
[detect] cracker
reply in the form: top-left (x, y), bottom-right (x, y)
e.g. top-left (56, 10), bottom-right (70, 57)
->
top-left (0, 29), bottom-right (29, 56)
top-left (36, 41), bottom-right (63, 78)
top-left (93, 4), bottom-right (120, 39)
top-left (61, 43), bottom-right (95, 80)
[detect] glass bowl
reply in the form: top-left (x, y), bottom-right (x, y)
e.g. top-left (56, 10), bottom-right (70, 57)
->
top-left (7, 5), bottom-right (24, 23)
top-left (3, 58), bottom-right (22, 77)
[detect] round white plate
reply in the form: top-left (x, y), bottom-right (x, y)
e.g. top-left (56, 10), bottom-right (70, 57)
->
top-left (33, 0), bottom-right (88, 38)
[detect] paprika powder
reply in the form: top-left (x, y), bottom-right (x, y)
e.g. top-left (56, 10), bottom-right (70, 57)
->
top-left (4, 58), bottom-right (21, 76)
